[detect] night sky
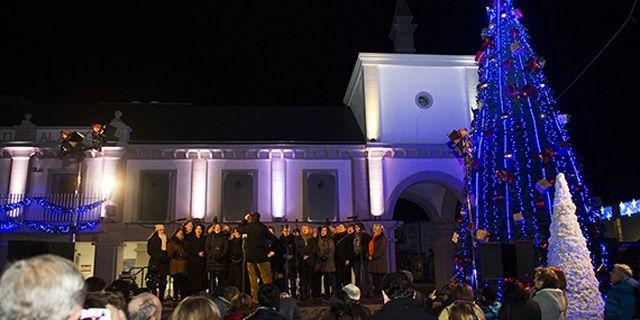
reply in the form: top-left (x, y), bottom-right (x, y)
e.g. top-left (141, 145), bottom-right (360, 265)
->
top-left (1, 1), bottom-right (638, 204)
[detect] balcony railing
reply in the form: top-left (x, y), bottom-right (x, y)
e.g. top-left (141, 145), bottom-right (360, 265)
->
top-left (0, 193), bottom-right (103, 224)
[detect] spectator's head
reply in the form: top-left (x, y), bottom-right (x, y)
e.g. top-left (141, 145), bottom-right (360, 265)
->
top-left (213, 223), bottom-right (222, 234)
top-left (244, 212), bottom-right (261, 223)
top-left (342, 284), bottom-right (361, 302)
top-left (228, 294), bottom-right (257, 316)
top-left (207, 225), bottom-right (214, 235)
top-left (479, 285), bottom-right (498, 304)
top-left (282, 226), bottom-right (291, 237)
top-left (257, 284), bottom-right (281, 310)
top-left (154, 224), bottom-right (165, 236)
top-left (128, 293), bottom-right (162, 320)
top-left (232, 227), bottom-right (241, 239)
top-left (173, 228), bottom-right (185, 240)
top-left (381, 272), bottom-right (414, 303)
top-left (400, 270), bottom-right (414, 283)
top-left (301, 225), bottom-right (311, 236)
top-left (86, 276), bottom-right (107, 293)
top-left (502, 280), bottom-right (528, 303)
top-left (84, 291), bottom-right (127, 320)
top-left (355, 223), bottom-right (366, 233)
top-left (451, 283), bottom-right (474, 301)
top-left (171, 296), bottom-right (221, 320)
top-left (223, 286), bottom-right (240, 302)
top-left (106, 279), bottom-right (138, 303)
top-left (448, 300), bottom-right (478, 320)
top-left (548, 266), bottom-right (567, 290)
top-left (329, 290), bottom-right (354, 315)
top-left (336, 224), bottom-right (346, 233)
top-left (0, 255), bottom-right (86, 320)
top-left (534, 267), bottom-right (560, 290)
top-left (611, 264), bottom-right (633, 284)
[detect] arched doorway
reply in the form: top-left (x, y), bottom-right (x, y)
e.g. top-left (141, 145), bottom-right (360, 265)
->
top-left (387, 172), bottom-right (463, 287)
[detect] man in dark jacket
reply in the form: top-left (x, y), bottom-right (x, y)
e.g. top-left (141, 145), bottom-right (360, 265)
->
top-left (296, 224), bottom-right (317, 301)
top-left (334, 223), bottom-right (354, 288)
top-left (205, 223), bottom-right (228, 292)
top-left (247, 284), bottom-right (288, 320)
top-left (236, 212), bottom-right (278, 300)
top-left (373, 272), bottom-right (435, 320)
top-left (605, 264), bottom-right (639, 320)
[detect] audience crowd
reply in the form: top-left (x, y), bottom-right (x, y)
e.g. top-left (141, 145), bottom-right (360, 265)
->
top-left (0, 216), bottom-right (638, 320)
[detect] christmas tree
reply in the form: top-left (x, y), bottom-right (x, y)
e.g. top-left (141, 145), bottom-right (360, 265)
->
top-left (454, 0), bottom-right (608, 282)
top-left (548, 173), bottom-right (603, 320)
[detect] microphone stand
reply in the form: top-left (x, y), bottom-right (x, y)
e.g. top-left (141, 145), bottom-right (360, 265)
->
top-left (242, 234), bottom-right (247, 294)
top-left (293, 219), bottom-right (300, 298)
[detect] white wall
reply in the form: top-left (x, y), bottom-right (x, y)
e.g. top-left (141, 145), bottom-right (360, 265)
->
top-left (124, 160), bottom-right (193, 222)
top-left (206, 159), bottom-right (272, 221)
top-left (378, 65), bottom-right (474, 144)
top-left (285, 159), bottom-right (353, 221)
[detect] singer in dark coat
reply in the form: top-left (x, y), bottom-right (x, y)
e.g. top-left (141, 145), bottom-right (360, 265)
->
top-left (227, 228), bottom-right (245, 292)
top-left (334, 224), bottom-right (354, 287)
top-left (186, 224), bottom-right (207, 294)
top-left (279, 226), bottom-right (298, 296)
top-left (205, 223), bottom-right (228, 291)
top-left (296, 225), bottom-right (317, 300)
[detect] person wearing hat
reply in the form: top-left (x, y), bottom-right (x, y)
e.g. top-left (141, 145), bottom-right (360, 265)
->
top-left (147, 224), bottom-right (169, 301)
top-left (343, 284), bottom-right (372, 320)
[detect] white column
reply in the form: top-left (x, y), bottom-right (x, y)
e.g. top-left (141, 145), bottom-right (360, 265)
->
top-left (84, 158), bottom-right (104, 197)
top-left (190, 158), bottom-right (207, 219)
top-left (7, 147), bottom-right (36, 195)
top-left (367, 148), bottom-right (387, 217)
top-left (271, 151), bottom-right (286, 219)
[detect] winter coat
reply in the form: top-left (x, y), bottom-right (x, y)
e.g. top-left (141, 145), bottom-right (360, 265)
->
top-left (279, 235), bottom-right (298, 268)
top-left (228, 237), bottom-right (244, 264)
top-left (334, 232), bottom-right (354, 265)
top-left (605, 277), bottom-right (640, 320)
top-left (372, 298), bottom-right (436, 320)
top-left (147, 233), bottom-right (169, 275)
top-left (438, 301), bottom-right (486, 320)
top-left (296, 235), bottom-right (317, 268)
top-left (279, 296), bottom-right (304, 320)
top-left (368, 235), bottom-right (387, 274)
top-left (532, 288), bottom-right (567, 320)
top-left (247, 307), bottom-right (288, 320)
top-left (236, 220), bottom-right (278, 263)
top-left (316, 236), bottom-right (336, 273)
top-left (498, 300), bottom-right (541, 320)
top-left (353, 232), bottom-right (371, 260)
top-left (167, 238), bottom-right (188, 275)
top-left (205, 232), bottom-right (229, 271)
top-left (185, 234), bottom-right (207, 292)
top-left (351, 303), bottom-right (372, 320)
top-left (270, 236), bottom-right (286, 274)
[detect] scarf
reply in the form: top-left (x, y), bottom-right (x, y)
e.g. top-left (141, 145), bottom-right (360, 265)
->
top-left (353, 234), bottom-right (361, 256)
top-left (368, 233), bottom-right (380, 257)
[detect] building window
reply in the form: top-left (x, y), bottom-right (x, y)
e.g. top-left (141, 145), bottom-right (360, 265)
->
top-left (304, 171), bottom-right (338, 221)
top-left (221, 170), bottom-right (257, 222)
top-left (49, 172), bottom-right (76, 194)
top-left (138, 171), bottom-right (175, 222)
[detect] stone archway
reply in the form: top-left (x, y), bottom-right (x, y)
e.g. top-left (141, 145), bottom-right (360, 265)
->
top-left (387, 171), bottom-right (463, 287)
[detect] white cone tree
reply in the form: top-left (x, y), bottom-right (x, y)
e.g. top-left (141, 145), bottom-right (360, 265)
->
top-left (547, 173), bottom-right (604, 319)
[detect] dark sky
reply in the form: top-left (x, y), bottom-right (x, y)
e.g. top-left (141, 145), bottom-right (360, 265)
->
top-left (1, 1), bottom-right (638, 204)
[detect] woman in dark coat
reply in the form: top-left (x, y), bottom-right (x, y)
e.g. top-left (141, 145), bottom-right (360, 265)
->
top-left (147, 224), bottom-right (169, 301)
top-left (168, 228), bottom-right (189, 300)
top-left (368, 224), bottom-right (387, 297)
top-left (499, 280), bottom-right (541, 320)
top-left (227, 228), bottom-right (245, 292)
top-left (353, 223), bottom-right (371, 295)
top-left (205, 223), bottom-right (229, 292)
top-left (186, 223), bottom-right (207, 294)
top-left (316, 225), bottom-right (337, 299)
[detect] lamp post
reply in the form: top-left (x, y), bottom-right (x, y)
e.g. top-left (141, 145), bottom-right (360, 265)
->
top-left (59, 123), bottom-right (109, 242)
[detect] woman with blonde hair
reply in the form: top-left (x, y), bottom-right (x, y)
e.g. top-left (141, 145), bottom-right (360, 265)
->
top-left (368, 224), bottom-right (387, 296)
top-left (171, 296), bottom-right (221, 320)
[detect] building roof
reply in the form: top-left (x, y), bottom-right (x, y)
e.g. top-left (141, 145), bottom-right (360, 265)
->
top-left (1, 103), bottom-right (366, 144)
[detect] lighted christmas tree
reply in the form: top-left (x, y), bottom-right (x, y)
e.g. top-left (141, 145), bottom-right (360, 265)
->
top-left (548, 173), bottom-right (603, 320)
top-left (453, 0), bottom-right (608, 282)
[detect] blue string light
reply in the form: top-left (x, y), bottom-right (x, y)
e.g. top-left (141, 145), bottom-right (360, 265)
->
top-left (454, 0), bottom-right (609, 283)
top-left (0, 198), bottom-right (103, 234)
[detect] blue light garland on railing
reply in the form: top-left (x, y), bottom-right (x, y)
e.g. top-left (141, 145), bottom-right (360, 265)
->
top-left (0, 197), bottom-right (103, 234)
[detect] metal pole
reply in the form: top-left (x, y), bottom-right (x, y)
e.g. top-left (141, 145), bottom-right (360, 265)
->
top-left (72, 159), bottom-right (82, 243)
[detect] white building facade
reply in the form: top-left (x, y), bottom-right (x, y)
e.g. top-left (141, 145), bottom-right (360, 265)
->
top-left (0, 53), bottom-right (477, 286)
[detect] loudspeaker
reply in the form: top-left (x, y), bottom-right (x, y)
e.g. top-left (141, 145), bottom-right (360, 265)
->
top-left (7, 241), bottom-right (74, 262)
top-left (478, 240), bottom-right (537, 281)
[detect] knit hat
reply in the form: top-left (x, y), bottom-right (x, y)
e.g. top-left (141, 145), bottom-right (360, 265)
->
top-left (342, 284), bottom-right (361, 301)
